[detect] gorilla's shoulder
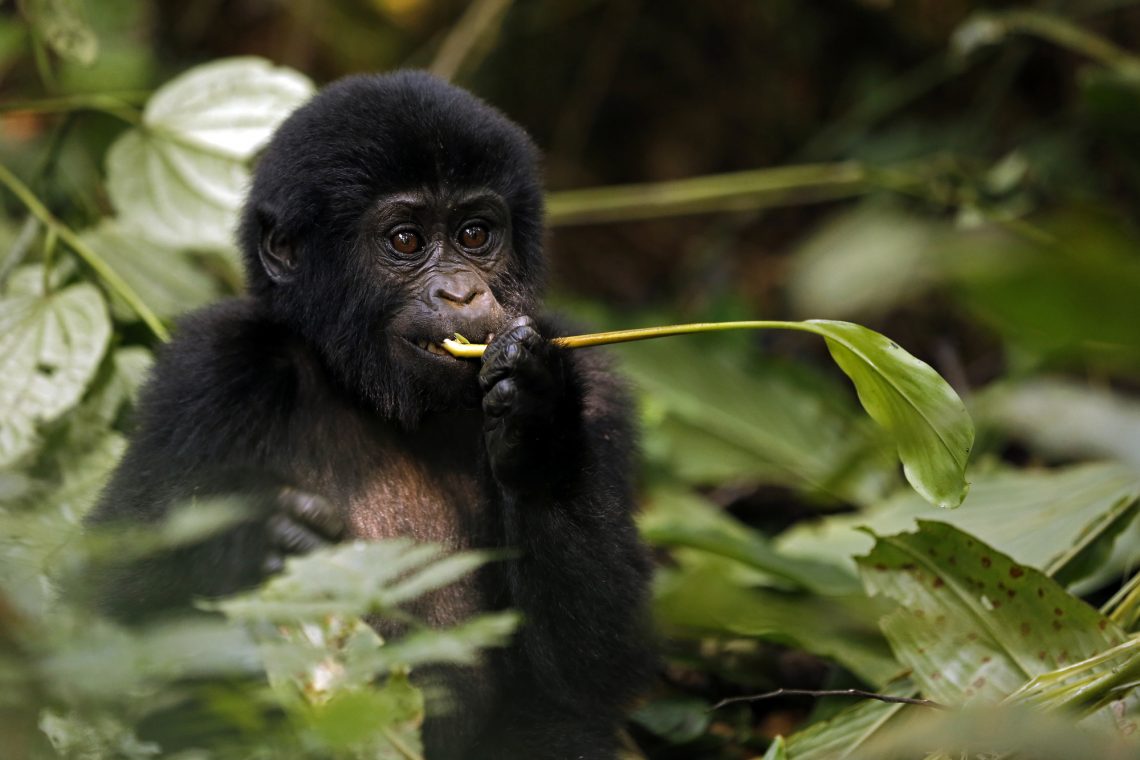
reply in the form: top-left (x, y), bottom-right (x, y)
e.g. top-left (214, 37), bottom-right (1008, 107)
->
top-left (135, 298), bottom-right (307, 431)
top-left (160, 298), bottom-right (295, 377)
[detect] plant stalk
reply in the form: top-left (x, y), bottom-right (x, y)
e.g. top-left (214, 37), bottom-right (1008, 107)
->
top-left (443, 320), bottom-right (814, 358)
top-left (968, 11), bottom-right (1140, 72)
top-left (545, 162), bottom-right (874, 226)
top-left (0, 162), bottom-right (169, 340)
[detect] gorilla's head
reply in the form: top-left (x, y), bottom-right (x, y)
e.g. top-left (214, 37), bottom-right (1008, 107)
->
top-left (239, 71), bottom-right (546, 425)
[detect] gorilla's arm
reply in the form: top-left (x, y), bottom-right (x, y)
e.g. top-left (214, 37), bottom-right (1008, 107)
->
top-left (481, 317), bottom-right (655, 719)
top-left (85, 301), bottom-right (341, 621)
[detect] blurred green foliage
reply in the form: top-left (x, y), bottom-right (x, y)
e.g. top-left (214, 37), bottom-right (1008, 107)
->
top-left (3, 1), bottom-right (1140, 758)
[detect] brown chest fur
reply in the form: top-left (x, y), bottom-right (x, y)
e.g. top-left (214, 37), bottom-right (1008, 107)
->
top-left (300, 407), bottom-right (494, 630)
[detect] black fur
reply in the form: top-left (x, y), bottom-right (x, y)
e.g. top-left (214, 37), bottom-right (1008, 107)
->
top-left (86, 71), bottom-right (654, 759)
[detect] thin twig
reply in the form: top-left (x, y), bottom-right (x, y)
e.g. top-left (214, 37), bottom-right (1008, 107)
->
top-left (380, 726), bottom-right (425, 760)
top-left (0, 93), bottom-right (150, 115)
top-left (970, 10), bottom-right (1140, 71)
top-left (429, 0), bottom-right (514, 81)
top-left (545, 161), bottom-right (874, 226)
top-left (709, 688), bottom-right (946, 712)
top-left (444, 319), bottom-right (817, 357)
top-left (0, 162), bottom-right (169, 341)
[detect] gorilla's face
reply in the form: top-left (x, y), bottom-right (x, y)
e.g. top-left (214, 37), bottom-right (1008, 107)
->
top-left (370, 188), bottom-right (510, 369)
top-left (257, 184), bottom-right (528, 422)
top-left (360, 186), bottom-right (517, 407)
top-left (241, 71), bottom-right (546, 426)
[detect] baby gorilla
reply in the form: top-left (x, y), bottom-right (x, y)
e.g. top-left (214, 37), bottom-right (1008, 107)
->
top-left (86, 71), bottom-right (653, 758)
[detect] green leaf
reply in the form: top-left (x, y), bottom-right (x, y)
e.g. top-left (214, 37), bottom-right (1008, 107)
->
top-left (0, 433), bottom-right (124, 616)
top-left (947, 215), bottom-right (1140, 371)
top-left (778, 462), bottom-right (1140, 589)
top-left (40, 711), bottom-right (159, 760)
top-left (79, 223), bottom-right (222, 320)
top-left (0, 269), bottom-right (111, 467)
top-left (857, 521), bottom-right (1127, 706)
top-left (977, 378), bottom-right (1140, 469)
top-left (23, 0), bottom-right (98, 65)
top-left (307, 674), bottom-right (425, 755)
top-left (358, 612), bottom-right (519, 671)
top-left (656, 555), bottom-right (899, 686)
top-left (39, 617), bottom-right (262, 701)
top-left (630, 697), bottom-right (711, 744)
top-left (106, 128), bottom-right (245, 254)
top-left (54, 0), bottom-right (152, 93)
top-left (208, 540), bottom-right (499, 621)
top-left (640, 485), bottom-right (860, 595)
top-left (76, 346), bottom-right (154, 433)
top-left (805, 320), bottom-right (974, 509)
top-left (106, 57), bottom-right (314, 254)
top-left (846, 703), bottom-right (1136, 760)
top-left (762, 735), bottom-right (788, 760)
top-left (787, 204), bottom-right (944, 321)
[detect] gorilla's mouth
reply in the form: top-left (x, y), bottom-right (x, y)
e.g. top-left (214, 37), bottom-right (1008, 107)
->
top-left (404, 332), bottom-right (495, 361)
top-left (414, 339), bottom-right (452, 357)
top-left (404, 338), bottom-right (461, 362)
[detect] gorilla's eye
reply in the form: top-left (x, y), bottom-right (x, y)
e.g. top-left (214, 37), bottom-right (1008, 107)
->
top-left (389, 230), bottom-right (423, 255)
top-left (458, 224), bottom-right (490, 251)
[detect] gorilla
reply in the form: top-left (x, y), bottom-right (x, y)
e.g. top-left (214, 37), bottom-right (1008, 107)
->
top-left (86, 71), bottom-right (654, 758)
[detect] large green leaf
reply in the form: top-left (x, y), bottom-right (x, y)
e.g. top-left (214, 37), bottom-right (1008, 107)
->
top-left (0, 268), bottom-right (111, 467)
top-left (640, 485), bottom-right (860, 595)
top-left (778, 462), bottom-right (1140, 588)
top-left (977, 378), bottom-right (1140, 469)
top-left (949, 216), bottom-right (1140, 371)
top-left (857, 522), bottom-right (1127, 706)
top-left (845, 704), bottom-right (1139, 760)
top-left (40, 617), bottom-right (262, 700)
top-left (208, 539), bottom-right (500, 621)
top-left (106, 57), bottom-right (314, 254)
top-left (804, 320), bottom-right (973, 509)
top-left (22, 0), bottom-right (98, 65)
top-left (656, 554), bottom-right (899, 686)
top-left (787, 204), bottom-right (944, 321)
top-left (79, 223), bottom-right (222, 320)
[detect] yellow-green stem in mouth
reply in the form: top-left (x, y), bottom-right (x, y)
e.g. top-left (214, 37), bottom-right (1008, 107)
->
top-left (442, 321), bottom-right (810, 358)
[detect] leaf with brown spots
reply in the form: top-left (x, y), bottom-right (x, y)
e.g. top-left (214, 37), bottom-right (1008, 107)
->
top-left (857, 521), bottom-right (1125, 707)
top-left (778, 462), bottom-right (1140, 589)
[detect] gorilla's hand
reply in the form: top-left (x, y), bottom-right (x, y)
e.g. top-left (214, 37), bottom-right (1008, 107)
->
top-left (480, 316), bottom-right (572, 493)
top-left (262, 487), bottom-right (345, 575)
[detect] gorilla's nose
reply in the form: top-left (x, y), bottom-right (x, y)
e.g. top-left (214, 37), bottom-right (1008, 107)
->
top-left (430, 273), bottom-right (496, 319)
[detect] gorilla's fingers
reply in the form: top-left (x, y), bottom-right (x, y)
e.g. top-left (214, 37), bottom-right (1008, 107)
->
top-left (279, 487), bottom-right (344, 540)
top-left (480, 322), bottom-right (547, 391)
top-left (267, 513), bottom-right (327, 554)
top-left (504, 315), bottom-right (535, 332)
top-left (484, 378), bottom-right (517, 418)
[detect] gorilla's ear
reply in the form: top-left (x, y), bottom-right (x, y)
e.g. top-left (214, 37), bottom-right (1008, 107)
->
top-left (257, 210), bottom-right (297, 283)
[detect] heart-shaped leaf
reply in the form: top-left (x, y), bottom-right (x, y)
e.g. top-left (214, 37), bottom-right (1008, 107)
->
top-left (0, 268), bottom-right (111, 467)
top-left (79, 223), bottom-right (222, 320)
top-left (106, 57), bottom-right (314, 254)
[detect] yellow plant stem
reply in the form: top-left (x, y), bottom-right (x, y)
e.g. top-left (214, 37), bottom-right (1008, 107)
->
top-left (443, 320), bottom-right (815, 358)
